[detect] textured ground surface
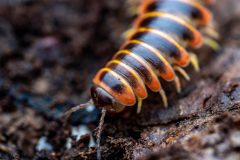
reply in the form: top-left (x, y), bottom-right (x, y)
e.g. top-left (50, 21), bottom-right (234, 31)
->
top-left (0, 0), bottom-right (239, 160)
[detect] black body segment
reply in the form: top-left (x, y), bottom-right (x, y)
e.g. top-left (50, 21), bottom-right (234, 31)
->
top-left (144, 0), bottom-right (203, 20)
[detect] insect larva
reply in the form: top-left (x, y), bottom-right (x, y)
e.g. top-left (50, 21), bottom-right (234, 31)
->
top-left (64, 0), bottom-right (218, 159)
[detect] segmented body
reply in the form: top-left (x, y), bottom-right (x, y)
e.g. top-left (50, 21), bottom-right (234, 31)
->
top-left (91, 0), bottom-right (216, 112)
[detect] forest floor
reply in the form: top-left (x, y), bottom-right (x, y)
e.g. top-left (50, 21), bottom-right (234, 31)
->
top-left (0, 0), bottom-right (240, 159)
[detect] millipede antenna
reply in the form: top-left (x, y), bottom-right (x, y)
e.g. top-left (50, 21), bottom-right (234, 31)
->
top-left (62, 100), bottom-right (93, 119)
top-left (96, 108), bottom-right (107, 160)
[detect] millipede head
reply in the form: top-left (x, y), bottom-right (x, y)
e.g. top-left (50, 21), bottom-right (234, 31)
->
top-left (91, 86), bottom-right (125, 113)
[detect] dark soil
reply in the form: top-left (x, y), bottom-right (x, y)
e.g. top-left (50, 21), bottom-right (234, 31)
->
top-left (0, 0), bottom-right (240, 160)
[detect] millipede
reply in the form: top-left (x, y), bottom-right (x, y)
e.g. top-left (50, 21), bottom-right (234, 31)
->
top-left (64, 0), bottom-right (219, 159)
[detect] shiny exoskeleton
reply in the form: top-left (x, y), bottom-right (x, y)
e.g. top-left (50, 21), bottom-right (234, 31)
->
top-left (91, 0), bottom-right (216, 113)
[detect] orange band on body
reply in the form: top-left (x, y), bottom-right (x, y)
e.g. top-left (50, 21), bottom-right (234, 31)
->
top-left (203, 0), bottom-right (215, 5)
top-left (106, 60), bottom-right (148, 99)
top-left (122, 40), bottom-right (176, 81)
top-left (113, 50), bottom-right (162, 92)
top-left (93, 68), bottom-right (136, 106)
top-left (134, 12), bottom-right (203, 48)
top-left (139, 0), bottom-right (212, 26)
top-left (138, 0), bottom-right (155, 14)
top-left (129, 28), bottom-right (190, 67)
top-left (180, 0), bottom-right (212, 25)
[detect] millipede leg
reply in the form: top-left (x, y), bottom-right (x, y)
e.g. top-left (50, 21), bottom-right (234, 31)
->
top-left (202, 25), bottom-right (219, 40)
top-left (136, 98), bottom-right (143, 114)
top-left (174, 76), bottom-right (182, 93)
top-left (201, 21), bottom-right (220, 51)
top-left (159, 89), bottom-right (168, 107)
top-left (203, 37), bottom-right (220, 51)
top-left (189, 53), bottom-right (200, 72)
top-left (173, 66), bottom-right (190, 81)
top-left (122, 28), bottom-right (135, 39)
top-left (127, 0), bottom-right (139, 15)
